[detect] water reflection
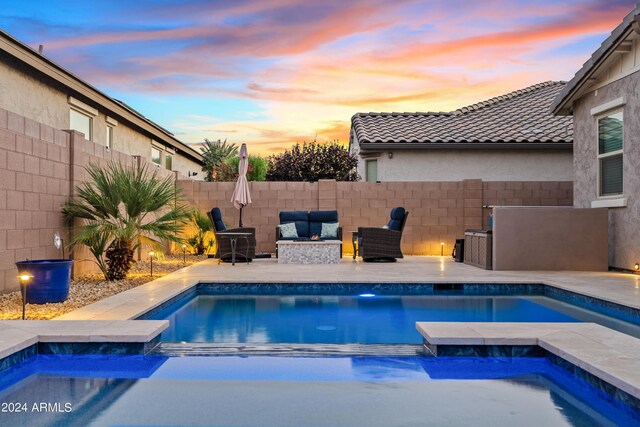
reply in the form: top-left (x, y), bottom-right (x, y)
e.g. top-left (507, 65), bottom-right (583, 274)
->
top-left (155, 295), bottom-right (583, 343)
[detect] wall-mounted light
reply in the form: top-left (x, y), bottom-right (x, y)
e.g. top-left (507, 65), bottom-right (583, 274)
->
top-left (188, 171), bottom-right (198, 177)
top-left (148, 251), bottom-right (155, 277)
top-left (18, 274), bottom-right (32, 320)
top-left (388, 152), bottom-right (393, 159)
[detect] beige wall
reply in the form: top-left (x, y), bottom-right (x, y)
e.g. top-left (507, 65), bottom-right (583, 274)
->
top-left (492, 207), bottom-right (608, 271)
top-left (179, 179), bottom-right (573, 257)
top-left (572, 72), bottom-right (640, 270)
top-left (351, 133), bottom-right (573, 182)
top-left (0, 54), bottom-right (201, 180)
top-left (0, 107), bottom-right (178, 292)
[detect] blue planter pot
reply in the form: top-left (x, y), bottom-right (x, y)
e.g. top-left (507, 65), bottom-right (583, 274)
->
top-left (15, 260), bottom-right (73, 304)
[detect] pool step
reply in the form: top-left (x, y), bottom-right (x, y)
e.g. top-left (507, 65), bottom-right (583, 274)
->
top-left (150, 343), bottom-right (431, 357)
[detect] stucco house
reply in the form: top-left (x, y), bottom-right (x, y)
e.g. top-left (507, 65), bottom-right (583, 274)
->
top-left (552, 5), bottom-right (640, 271)
top-left (0, 30), bottom-right (203, 178)
top-left (350, 82), bottom-right (573, 182)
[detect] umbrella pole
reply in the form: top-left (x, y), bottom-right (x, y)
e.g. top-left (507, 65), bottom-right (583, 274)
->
top-left (239, 206), bottom-right (243, 227)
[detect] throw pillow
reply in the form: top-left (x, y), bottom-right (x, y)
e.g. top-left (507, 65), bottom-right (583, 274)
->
top-left (382, 225), bottom-right (389, 229)
top-left (321, 222), bottom-right (339, 239)
top-left (279, 223), bottom-right (298, 238)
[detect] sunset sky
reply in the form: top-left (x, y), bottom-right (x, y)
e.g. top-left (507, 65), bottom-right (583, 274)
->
top-left (1, 0), bottom-right (635, 155)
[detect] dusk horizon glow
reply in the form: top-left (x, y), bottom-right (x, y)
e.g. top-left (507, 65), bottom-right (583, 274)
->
top-left (1, 0), bottom-right (635, 155)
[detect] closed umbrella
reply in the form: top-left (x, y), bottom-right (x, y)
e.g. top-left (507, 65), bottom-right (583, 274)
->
top-left (230, 143), bottom-right (252, 227)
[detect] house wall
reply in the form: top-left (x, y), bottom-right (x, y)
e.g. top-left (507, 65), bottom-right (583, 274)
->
top-left (354, 149), bottom-right (573, 182)
top-left (0, 107), bottom-right (178, 293)
top-left (572, 72), bottom-right (640, 270)
top-left (0, 53), bottom-right (201, 179)
top-left (179, 179), bottom-right (572, 257)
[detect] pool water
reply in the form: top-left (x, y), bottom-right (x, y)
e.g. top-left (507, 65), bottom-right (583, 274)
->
top-left (149, 294), bottom-right (640, 343)
top-left (0, 355), bottom-right (637, 426)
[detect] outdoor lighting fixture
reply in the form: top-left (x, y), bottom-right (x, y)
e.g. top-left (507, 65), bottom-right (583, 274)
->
top-left (17, 274), bottom-right (32, 320)
top-left (440, 241), bottom-right (444, 256)
top-left (388, 152), bottom-right (393, 159)
top-left (359, 293), bottom-right (375, 298)
top-left (182, 244), bottom-right (187, 264)
top-left (148, 251), bottom-right (155, 277)
top-left (54, 232), bottom-right (64, 259)
top-left (635, 262), bottom-right (639, 272)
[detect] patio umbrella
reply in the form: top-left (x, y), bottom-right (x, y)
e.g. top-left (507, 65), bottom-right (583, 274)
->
top-left (230, 143), bottom-right (252, 227)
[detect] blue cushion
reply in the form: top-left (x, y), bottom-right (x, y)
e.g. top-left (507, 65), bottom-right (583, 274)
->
top-left (279, 211), bottom-right (310, 237)
top-left (309, 210), bottom-right (338, 237)
top-left (210, 208), bottom-right (226, 232)
top-left (387, 207), bottom-right (405, 231)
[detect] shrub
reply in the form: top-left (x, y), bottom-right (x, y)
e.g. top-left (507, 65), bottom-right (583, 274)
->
top-left (62, 162), bottom-right (191, 280)
top-left (266, 141), bottom-right (358, 182)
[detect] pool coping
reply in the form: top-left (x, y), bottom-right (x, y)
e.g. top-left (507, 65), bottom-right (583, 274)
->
top-left (416, 321), bottom-right (640, 406)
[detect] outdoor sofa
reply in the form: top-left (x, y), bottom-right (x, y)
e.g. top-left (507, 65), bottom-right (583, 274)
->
top-left (276, 210), bottom-right (343, 256)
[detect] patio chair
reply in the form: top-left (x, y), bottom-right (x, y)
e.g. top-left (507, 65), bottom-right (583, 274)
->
top-left (355, 207), bottom-right (409, 262)
top-left (207, 207), bottom-right (256, 262)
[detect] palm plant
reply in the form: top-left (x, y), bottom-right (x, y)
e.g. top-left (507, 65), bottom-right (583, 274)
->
top-left (186, 209), bottom-right (215, 255)
top-left (200, 138), bottom-right (238, 181)
top-left (62, 162), bottom-right (191, 280)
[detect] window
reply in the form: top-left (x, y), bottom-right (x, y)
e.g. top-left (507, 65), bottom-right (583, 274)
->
top-left (598, 111), bottom-right (623, 196)
top-left (106, 125), bottom-right (113, 149)
top-left (70, 109), bottom-right (92, 140)
top-left (366, 159), bottom-right (377, 182)
top-left (165, 152), bottom-right (173, 170)
top-left (151, 146), bottom-right (162, 167)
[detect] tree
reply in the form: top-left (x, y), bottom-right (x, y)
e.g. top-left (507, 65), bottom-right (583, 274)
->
top-left (266, 141), bottom-right (358, 181)
top-left (62, 162), bottom-right (191, 280)
top-left (200, 139), bottom-right (238, 181)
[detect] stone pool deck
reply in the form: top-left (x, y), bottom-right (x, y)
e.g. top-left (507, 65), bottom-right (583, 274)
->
top-left (2, 256), bottom-right (640, 404)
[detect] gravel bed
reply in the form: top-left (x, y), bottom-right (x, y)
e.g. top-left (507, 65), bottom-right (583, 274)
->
top-left (0, 254), bottom-right (207, 320)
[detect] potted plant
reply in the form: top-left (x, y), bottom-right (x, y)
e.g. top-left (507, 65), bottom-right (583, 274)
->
top-left (15, 258), bottom-right (73, 304)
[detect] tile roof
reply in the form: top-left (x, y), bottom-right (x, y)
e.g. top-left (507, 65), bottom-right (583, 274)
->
top-left (352, 81), bottom-right (572, 146)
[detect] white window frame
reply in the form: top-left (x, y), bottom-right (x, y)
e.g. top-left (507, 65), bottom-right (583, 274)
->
top-left (105, 116), bottom-right (118, 149)
top-left (69, 108), bottom-right (94, 141)
top-left (68, 96), bottom-right (97, 141)
top-left (596, 109), bottom-right (623, 198)
top-left (106, 125), bottom-right (113, 149)
top-left (365, 159), bottom-right (378, 182)
top-left (151, 143), bottom-right (162, 167)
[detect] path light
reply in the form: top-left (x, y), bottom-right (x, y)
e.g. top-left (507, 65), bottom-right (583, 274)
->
top-left (635, 263), bottom-right (639, 273)
top-left (148, 251), bottom-right (155, 277)
top-left (182, 244), bottom-right (187, 264)
top-left (440, 241), bottom-right (444, 256)
top-left (17, 274), bottom-right (32, 320)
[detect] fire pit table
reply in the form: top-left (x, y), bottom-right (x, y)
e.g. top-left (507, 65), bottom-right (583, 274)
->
top-left (276, 240), bottom-right (341, 264)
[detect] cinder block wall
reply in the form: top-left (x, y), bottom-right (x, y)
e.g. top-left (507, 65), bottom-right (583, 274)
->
top-left (179, 178), bottom-right (573, 256)
top-left (0, 108), bottom-right (178, 292)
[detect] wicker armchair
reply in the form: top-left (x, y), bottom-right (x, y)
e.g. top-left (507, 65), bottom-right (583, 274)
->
top-left (208, 207), bottom-right (256, 262)
top-left (356, 207), bottom-right (409, 262)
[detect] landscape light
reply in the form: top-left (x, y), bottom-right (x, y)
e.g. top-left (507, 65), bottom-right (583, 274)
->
top-left (149, 251), bottom-right (155, 277)
top-left (182, 244), bottom-right (187, 263)
top-left (635, 263), bottom-right (639, 272)
top-left (440, 241), bottom-right (444, 256)
top-left (17, 274), bottom-right (32, 320)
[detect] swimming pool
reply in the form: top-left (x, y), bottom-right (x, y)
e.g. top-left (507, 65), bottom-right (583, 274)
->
top-left (0, 355), bottom-right (637, 426)
top-left (143, 284), bottom-right (640, 343)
